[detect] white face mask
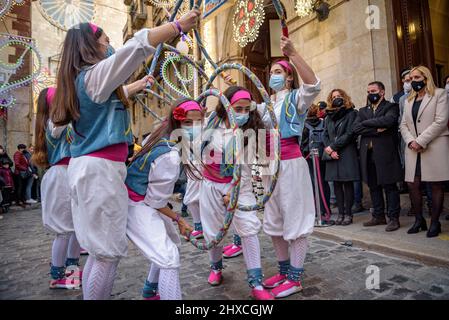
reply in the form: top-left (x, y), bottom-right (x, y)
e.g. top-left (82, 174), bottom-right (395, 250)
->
top-left (403, 82), bottom-right (412, 93)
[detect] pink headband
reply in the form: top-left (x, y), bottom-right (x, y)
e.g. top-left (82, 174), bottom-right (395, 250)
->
top-left (46, 87), bottom-right (56, 107)
top-left (89, 23), bottom-right (99, 35)
top-left (276, 60), bottom-right (293, 74)
top-left (230, 90), bottom-right (252, 105)
top-left (173, 101), bottom-right (202, 121)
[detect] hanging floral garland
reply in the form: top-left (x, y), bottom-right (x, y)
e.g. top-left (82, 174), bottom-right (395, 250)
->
top-left (37, 0), bottom-right (96, 31)
top-left (232, 0), bottom-right (265, 48)
top-left (147, 0), bottom-right (176, 7)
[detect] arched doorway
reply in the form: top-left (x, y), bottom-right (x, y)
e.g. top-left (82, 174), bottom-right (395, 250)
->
top-left (243, 1), bottom-right (285, 102)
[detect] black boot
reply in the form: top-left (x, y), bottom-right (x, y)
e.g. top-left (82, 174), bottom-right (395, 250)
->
top-left (426, 220), bottom-right (442, 238)
top-left (407, 216), bottom-right (427, 234)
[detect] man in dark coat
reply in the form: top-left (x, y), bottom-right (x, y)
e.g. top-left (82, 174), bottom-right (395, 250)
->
top-left (353, 81), bottom-right (403, 232)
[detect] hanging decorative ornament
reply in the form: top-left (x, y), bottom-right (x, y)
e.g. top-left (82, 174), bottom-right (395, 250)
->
top-left (232, 0), bottom-right (265, 48)
top-left (0, 0), bottom-right (26, 21)
top-left (0, 34), bottom-right (42, 109)
top-left (37, 0), bottom-right (96, 31)
top-left (295, 0), bottom-right (316, 18)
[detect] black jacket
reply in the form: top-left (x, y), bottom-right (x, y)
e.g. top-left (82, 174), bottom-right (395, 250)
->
top-left (352, 99), bottom-right (403, 186)
top-left (301, 117), bottom-right (324, 157)
top-left (323, 108), bottom-right (360, 182)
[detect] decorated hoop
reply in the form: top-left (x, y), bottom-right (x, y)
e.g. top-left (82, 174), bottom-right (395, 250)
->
top-left (189, 88), bottom-right (244, 250)
top-left (205, 63), bottom-right (281, 212)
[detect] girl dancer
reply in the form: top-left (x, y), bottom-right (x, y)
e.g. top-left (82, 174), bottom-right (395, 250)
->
top-left (200, 86), bottom-right (273, 300)
top-left (50, 10), bottom-right (200, 300)
top-left (258, 36), bottom-right (320, 298)
top-left (126, 99), bottom-right (202, 300)
top-left (33, 87), bottom-right (81, 290)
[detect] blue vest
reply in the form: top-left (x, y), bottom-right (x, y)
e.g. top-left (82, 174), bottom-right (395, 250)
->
top-left (70, 70), bottom-right (133, 158)
top-left (202, 113), bottom-right (234, 177)
top-left (279, 90), bottom-right (307, 143)
top-left (46, 125), bottom-right (72, 166)
top-left (126, 139), bottom-right (177, 196)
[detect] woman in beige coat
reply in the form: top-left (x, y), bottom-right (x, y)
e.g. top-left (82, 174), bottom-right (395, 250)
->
top-left (400, 66), bottom-right (449, 238)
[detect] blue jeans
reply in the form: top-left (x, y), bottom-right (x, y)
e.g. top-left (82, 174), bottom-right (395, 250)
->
top-left (25, 176), bottom-right (34, 201)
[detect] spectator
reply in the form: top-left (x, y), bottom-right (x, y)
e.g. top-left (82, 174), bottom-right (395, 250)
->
top-left (301, 103), bottom-right (330, 218)
top-left (13, 144), bottom-right (30, 206)
top-left (444, 75), bottom-right (449, 94)
top-left (0, 158), bottom-right (15, 213)
top-left (353, 81), bottom-right (403, 232)
top-left (400, 66), bottom-right (449, 238)
top-left (0, 145), bottom-right (13, 167)
top-left (23, 145), bottom-right (39, 204)
top-left (391, 68), bottom-right (412, 104)
top-left (317, 101), bottom-right (327, 119)
top-left (323, 89), bottom-right (360, 226)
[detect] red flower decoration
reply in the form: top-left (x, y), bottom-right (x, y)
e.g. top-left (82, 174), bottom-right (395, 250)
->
top-left (173, 107), bottom-right (187, 121)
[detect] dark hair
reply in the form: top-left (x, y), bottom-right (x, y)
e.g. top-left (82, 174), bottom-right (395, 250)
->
top-left (307, 104), bottom-right (320, 118)
top-left (271, 59), bottom-right (300, 90)
top-left (132, 98), bottom-right (203, 180)
top-left (17, 144), bottom-right (26, 150)
top-left (400, 68), bottom-right (411, 79)
top-left (368, 81), bottom-right (386, 91)
top-left (318, 101), bottom-right (327, 110)
top-left (51, 23), bottom-right (105, 126)
top-left (215, 86), bottom-right (265, 133)
top-left (444, 75), bottom-right (449, 85)
top-left (32, 88), bottom-right (51, 168)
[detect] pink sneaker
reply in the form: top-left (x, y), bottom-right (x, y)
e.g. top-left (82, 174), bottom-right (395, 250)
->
top-left (191, 230), bottom-right (204, 239)
top-left (49, 277), bottom-right (81, 290)
top-left (251, 288), bottom-right (274, 300)
top-left (223, 243), bottom-right (234, 252)
top-left (208, 270), bottom-right (223, 286)
top-left (271, 280), bottom-right (303, 299)
top-left (263, 274), bottom-right (287, 289)
top-left (65, 268), bottom-right (83, 281)
top-left (223, 245), bottom-right (243, 259)
top-left (143, 294), bottom-right (160, 300)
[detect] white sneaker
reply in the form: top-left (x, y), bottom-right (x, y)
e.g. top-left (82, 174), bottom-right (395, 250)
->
top-left (25, 199), bottom-right (37, 204)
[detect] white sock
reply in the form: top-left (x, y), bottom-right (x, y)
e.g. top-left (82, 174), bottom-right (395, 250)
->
top-left (290, 237), bottom-right (308, 269)
top-left (241, 235), bottom-right (262, 270)
top-left (51, 234), bottom-right (71, 267)
top-left (66, 232), bottom-right (81, 260)
top-left (147, 263), bottom-right (160, 283)
top-left (159, 268), bottom-right (182, 300)
top-left (271, 236), bottom-right (289, 262)
top-left (82, 255), bottom-right (95, 298)
top-left (83, 258), bottom-right (119, 300)
top-left (189, 202), bottom-right (201, 224)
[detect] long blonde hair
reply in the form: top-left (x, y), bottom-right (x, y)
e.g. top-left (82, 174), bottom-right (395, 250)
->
top-left (408, 66), bottom-right (436, 102)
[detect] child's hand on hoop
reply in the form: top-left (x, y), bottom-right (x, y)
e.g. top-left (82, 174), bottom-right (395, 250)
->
top-left (178, 218), bottom-right (194, 237)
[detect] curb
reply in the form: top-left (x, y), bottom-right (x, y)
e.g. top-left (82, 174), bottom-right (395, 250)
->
top-left (313, 229), bottom-right (449, 269)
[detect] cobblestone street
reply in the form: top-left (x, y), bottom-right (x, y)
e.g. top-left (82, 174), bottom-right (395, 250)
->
top-left (1, 205), bottom-right (449, 300)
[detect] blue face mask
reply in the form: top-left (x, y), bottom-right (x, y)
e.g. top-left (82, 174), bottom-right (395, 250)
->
top-left (181, 126), bottom-right (195, 141)
top-left (105, 44), bottom-right (115, 58)
top-left (235, 113), bottom-right (250, 127)
top-left (269, 74), bottom-right (286, 92)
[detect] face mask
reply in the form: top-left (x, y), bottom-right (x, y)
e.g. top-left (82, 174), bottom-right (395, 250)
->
top-left (269, 74), bottom-right (286, 92)
top-left (332, 98), bottom-right (344, 108)
top-left (411, 80), bottom-right (426, 92)
top-left (234, 113), bottom-right (250, 127)
top-left (403, 82), bottom-right (412, 93)
top-left (105, 44), bottom-right (115, 58)
top-left (181, 126), bottom-right (194, 141)
top-left (368, 93), bottom-right (381, 104)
